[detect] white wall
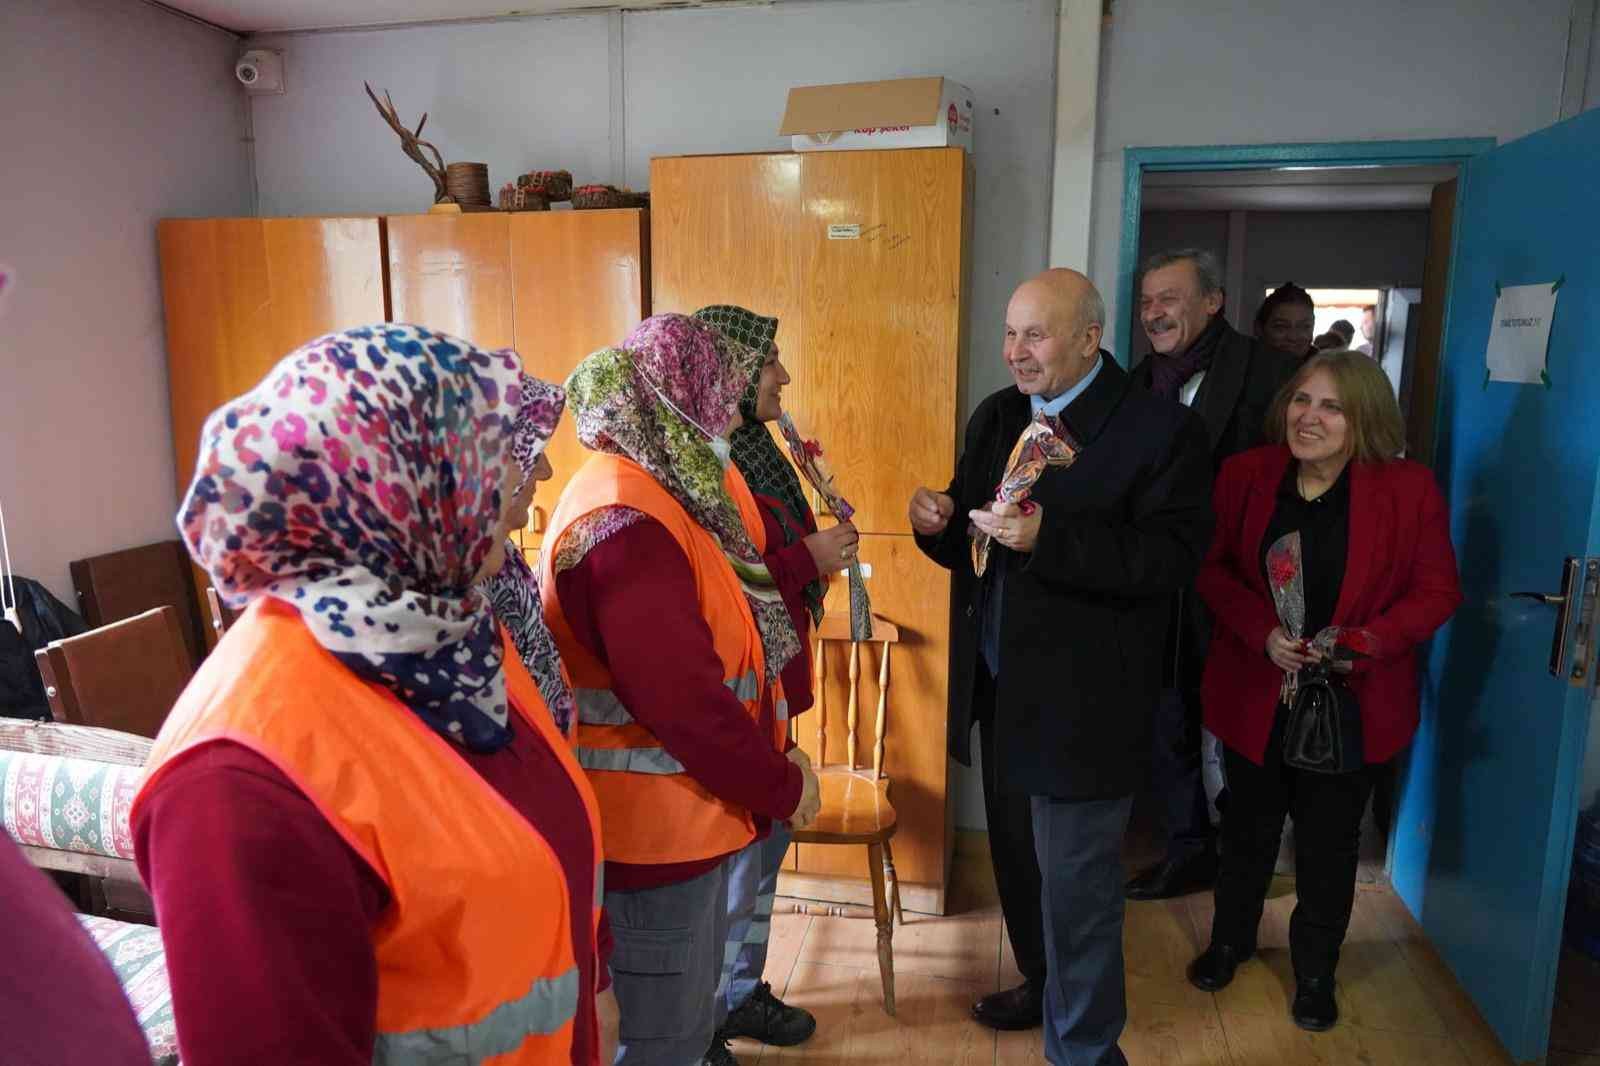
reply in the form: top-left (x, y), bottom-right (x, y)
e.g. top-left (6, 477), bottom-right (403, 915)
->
top-left (250, 14), bottom-right (615, 217)
top-left (1090, 0), bottom-right (1581, 361)
top-left (0, 0), bottom-right (252, 603)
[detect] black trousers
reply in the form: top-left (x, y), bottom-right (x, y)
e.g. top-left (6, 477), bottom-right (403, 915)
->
top-left (1210, 708), bottom-right (1377, 979)
top-left (976, 664), bottom-right (1047, 985)
top-left (1151, 687), bottom-right (1217, 861)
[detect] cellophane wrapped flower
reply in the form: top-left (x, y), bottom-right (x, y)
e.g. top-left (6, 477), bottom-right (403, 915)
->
top-left (970, 413), bottom-right (1079, 577)
top-left (775, 413), bottom-right (870, 639)
top-left (1265, 532), bottom-right (1307, 701)
top-left (1306, 626), bottom-right (1381, 673)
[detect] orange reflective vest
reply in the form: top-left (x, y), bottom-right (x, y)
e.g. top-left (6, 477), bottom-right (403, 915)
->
top-left (540, 454), bottom-right (786, 866)
top-left (135, 597), bottom-right (603, 1065)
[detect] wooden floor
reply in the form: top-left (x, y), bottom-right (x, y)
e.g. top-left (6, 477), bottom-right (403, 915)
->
top-left (736, 833), bottom-right (1526, 1066)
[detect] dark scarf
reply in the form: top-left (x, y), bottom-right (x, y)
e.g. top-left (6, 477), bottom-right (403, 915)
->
top-left (693, 304), bottom-right (826, 625)
top-left (1149, 313), bottom-right (1227, 400)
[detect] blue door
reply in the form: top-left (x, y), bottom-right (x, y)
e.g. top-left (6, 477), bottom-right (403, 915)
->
top-left (1391, 107), bottom-right (1600, 1063)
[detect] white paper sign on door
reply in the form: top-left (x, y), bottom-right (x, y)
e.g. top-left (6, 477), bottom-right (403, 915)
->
top-left (1485, 282), bottom-right (1560, 385)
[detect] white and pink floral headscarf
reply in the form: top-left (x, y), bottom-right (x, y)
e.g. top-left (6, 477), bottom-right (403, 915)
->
top-left (180, 324), bottom-right (527, 751)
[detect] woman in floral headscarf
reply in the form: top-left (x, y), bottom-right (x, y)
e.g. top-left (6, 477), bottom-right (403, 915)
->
top-left (480, 375), bottom-right (578, 734)
top-left (690, 305), bottom-right (857, 1052)
top-left (132, 326), bottom-right (613, 1066)
top-left (538, 313), bottom-right (822, 1066)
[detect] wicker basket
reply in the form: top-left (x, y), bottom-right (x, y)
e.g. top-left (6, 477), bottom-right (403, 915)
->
top-left (498, 183), bottom-right (550, 212)
top-left (445, 162), bottom-right (491, 208)
top-left (518, 170), bottom-right (573, 202)
top-left (572, 184), bottom-right (626, 210)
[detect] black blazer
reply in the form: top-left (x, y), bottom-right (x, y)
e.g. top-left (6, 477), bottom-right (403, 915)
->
top-left (1130, 321), bottom-right (1299, 690)
top-left (915, 356), bottom-right (1214, 800)
top-left (1128, 321), bottom-right (1299, 468)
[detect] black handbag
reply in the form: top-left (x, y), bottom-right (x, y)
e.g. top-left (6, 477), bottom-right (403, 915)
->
top-left (1282, 666), bottom-right (1364, 774)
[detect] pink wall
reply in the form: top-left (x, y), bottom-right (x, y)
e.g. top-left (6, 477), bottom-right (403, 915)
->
top-left (0, 0), bottom-right (252, 602)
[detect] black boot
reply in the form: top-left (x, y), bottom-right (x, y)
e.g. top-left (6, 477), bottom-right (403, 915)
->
top-left (718, 981), bottom-right (816, 1046)
top-left (1291, 975), bottom-right (1338, 1031)
top-left (1185, 943), bottom-right (1253, 992)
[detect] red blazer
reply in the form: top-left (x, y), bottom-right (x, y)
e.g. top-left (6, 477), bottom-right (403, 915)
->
top-left (1197, 445), bottom-right (1463, 766)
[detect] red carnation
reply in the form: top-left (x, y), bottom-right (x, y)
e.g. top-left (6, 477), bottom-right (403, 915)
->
top-left (1337, 628), bottom-right (1379, 657)
top-left (804, 440), bottom-right (823, 458)
top-left (1267, 552), bottom-right (1299, 588)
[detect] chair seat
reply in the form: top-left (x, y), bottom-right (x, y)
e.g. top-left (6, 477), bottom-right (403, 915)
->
top-left (790, 768), bottom-right (896, 844)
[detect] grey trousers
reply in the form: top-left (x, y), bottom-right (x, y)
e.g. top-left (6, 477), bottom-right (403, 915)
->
top-left (1032, 793), bottom-right (1135, 1066)
top-left (717, 822), bottom-right (790, 1021)
top-left (607, 854), bottom-right (735, 1066)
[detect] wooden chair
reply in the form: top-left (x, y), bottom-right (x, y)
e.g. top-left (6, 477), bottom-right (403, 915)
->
top-left (70, 540), bottom-right (207, 669)
top-left (789, 611), bottom-right (904, 1015)
top-left (205, 586), bottom-right (240, 638)
top-left (33, 606), bottom-right (193, 738)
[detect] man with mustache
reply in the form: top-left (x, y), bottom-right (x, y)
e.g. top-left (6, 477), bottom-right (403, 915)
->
top-left (910, 269), bottom-right (1213, 1062)
top-left (1125, 249), bottom-right (1298, 903)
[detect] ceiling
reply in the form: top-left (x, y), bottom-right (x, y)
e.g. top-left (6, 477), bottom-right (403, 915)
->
top-left (1142, 165), bottom-right (1459, 213)
top-left (159, 0), bottom-right (758, 33)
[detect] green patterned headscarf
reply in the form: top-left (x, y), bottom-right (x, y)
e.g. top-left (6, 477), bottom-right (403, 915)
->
top-left (693, 305), bottom-right (825, 625)
top-left (565, 313), bottom-right (799, 678)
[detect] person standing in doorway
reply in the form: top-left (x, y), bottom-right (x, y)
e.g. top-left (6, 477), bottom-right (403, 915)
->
top-left (911, 269), bottom-right (1213, 1063)
top-left (1253, 282), bottom-right (1317, 363)
top-left (1125, 249), bottom-right (1298, 903)
top-left (1356, 306), bottom-right (1378, 356)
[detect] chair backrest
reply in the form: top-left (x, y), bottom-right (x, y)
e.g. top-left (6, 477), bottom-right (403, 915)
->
top-left (205, 586), bottom-right (240, 638)
top-left (70, 540), bottom-right (206, 669)
top-left (33, 606), bottom-right (193, 738)
top-left (810, 613), bottom-right (901, 778)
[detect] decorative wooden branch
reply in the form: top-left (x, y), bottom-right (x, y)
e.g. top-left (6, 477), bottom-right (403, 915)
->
top-left (363, 82), bottom-right (450, 203)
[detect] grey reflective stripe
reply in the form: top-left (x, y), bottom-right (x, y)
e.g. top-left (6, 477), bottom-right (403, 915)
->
top-left (725, 670), bottom-right (759, 701)
top-left (373, 967), bottom-right (579, 1064)
top-left (574, 745), bottom-right (687, 775)
top-left (595, 863), bottom-right (605, 908)
top-left (575, 688), bottom-right (634, 726)
top-left (775, 698), bottom-right (789, 722)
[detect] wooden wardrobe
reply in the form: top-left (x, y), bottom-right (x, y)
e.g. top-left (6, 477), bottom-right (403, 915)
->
top-left (158, 209), bottom-right (651, 613)
top-left (651, 147), bottom-right (971, 913)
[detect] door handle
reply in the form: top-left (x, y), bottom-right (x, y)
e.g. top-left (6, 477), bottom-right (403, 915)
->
top-left (1512, 557), bottom-right (1581, 678)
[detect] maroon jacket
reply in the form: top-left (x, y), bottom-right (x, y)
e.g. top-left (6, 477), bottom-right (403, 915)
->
top-left (1197, 445), bottom-right (1463, 765)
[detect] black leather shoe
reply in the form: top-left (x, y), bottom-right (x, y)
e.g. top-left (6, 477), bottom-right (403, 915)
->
top-left (972, 979), bottom-right (1044, 1031)
top-left (1125, 851), bottom-right (1219, 901)
top-left (718, 981), bottom-right (816, 1046)
top-left (1186, 943), bottom-right (1253, 992)
top-left (1292, 976), bottom-right (1338, 1032)
top-left (702, 1035), bottom-right (740, 1066)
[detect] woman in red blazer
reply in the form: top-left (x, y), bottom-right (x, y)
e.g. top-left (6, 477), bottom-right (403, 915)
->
top-left (1185, 350), bottom-right (1461, 1031)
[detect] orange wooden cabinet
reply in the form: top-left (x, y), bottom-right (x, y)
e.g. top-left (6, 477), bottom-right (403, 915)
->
top-left (159, 217), bottom-right (389, 502)
top-left (386, 213), bottom-right (516, 350)
top-left (508, 209), bottom-right (650, 548)
top-left (158, 217), bottom-right (389, 645)
top-left (650, 149), bottom-right (969, 913)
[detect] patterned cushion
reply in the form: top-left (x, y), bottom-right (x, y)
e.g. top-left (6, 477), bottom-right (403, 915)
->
top-left (78, 915), bottom-right (179, 1065)
top-left (0, 750), bottom-right (138, 859)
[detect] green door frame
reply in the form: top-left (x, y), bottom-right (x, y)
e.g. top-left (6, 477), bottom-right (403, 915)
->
top-left (1113, 138), bottom-right (1495, 364)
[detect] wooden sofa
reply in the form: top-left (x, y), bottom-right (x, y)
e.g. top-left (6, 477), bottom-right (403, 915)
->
top-left (0, 719), bottom-right (177, 1064)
